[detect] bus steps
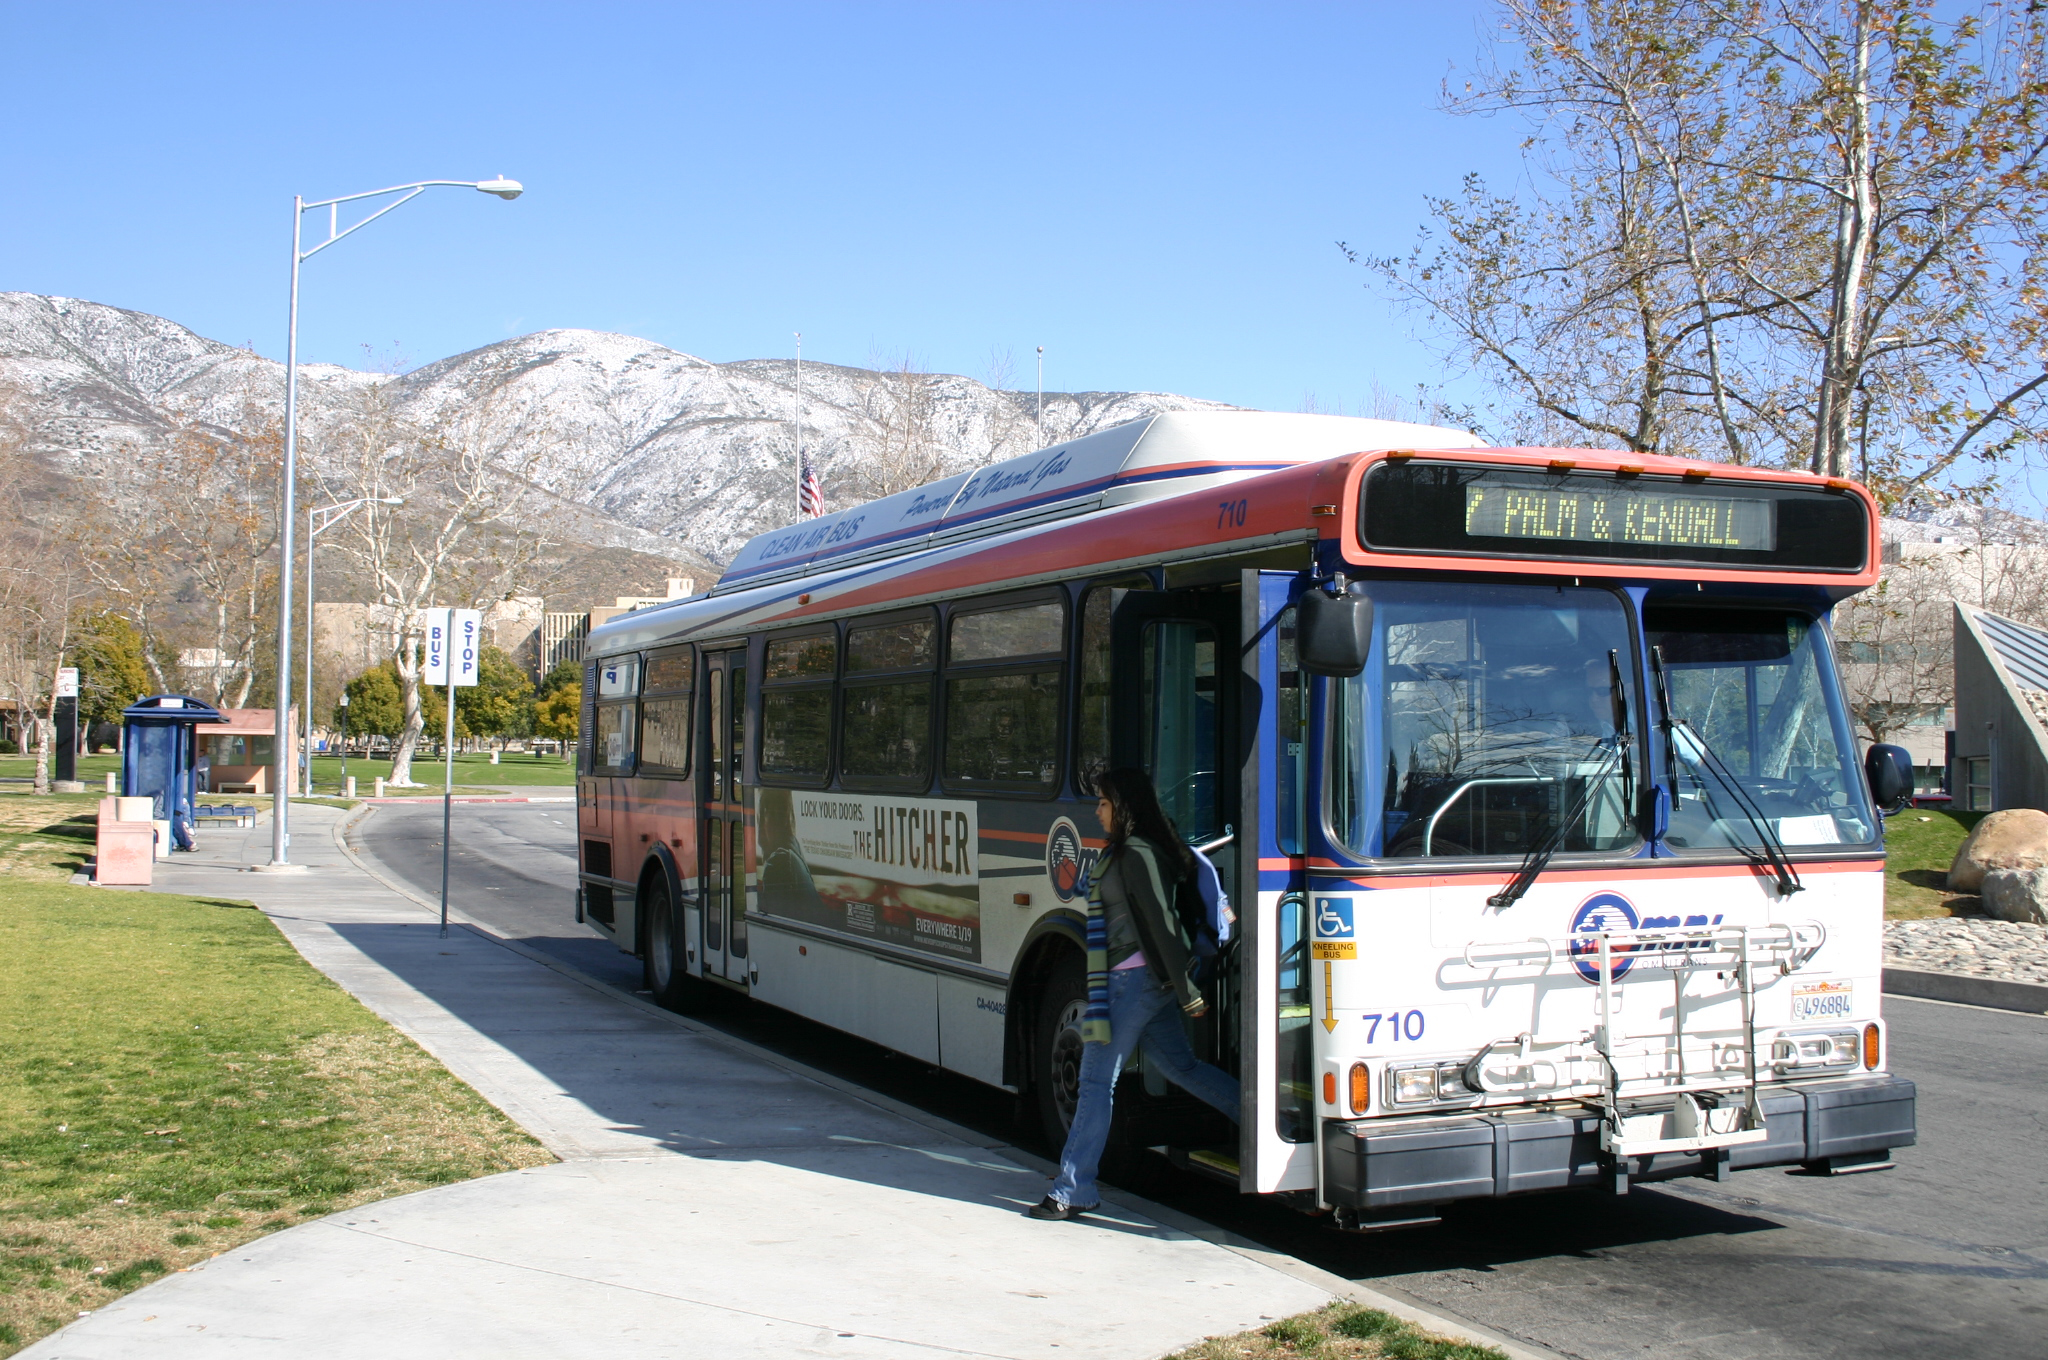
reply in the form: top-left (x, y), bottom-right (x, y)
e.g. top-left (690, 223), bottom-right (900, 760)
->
top-left (1160, 1145), bottom-right (1241, 1186)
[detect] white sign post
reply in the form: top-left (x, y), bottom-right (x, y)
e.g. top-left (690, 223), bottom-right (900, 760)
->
top-left (431, 608), bottom-right (481, 937)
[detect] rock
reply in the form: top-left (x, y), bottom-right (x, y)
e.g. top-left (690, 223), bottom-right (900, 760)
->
top-left (1946, 808), bottom-right (2048, 891)
top-left (1980, 868), bottom-right (2048, 925)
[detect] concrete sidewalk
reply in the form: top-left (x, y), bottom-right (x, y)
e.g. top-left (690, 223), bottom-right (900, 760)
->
top-left (24, 805), bottom-right (1355, 1360)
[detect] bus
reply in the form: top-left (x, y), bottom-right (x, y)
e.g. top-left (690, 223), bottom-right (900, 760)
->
top-left (574, 410), bottom-right (1915, 1228)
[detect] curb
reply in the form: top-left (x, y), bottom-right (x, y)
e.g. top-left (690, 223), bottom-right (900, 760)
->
top-left (356, 794), bottom-right (575, 804)
top-left (1884, 966), bottom-right (2048, 1014)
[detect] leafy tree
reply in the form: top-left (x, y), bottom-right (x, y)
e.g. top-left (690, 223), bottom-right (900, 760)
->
top-left (539, 657), bottom-right (581, 698)
top-left (343, 661), bottom-right (473, 747)
top-left (535, 686), bottom-right (579, 750)
top-left (338, 665), bottom-right (405, 740)
top-left (454, 645), bottom-right (534, 742)
top-left (69, 609), bottom-right (152, 729)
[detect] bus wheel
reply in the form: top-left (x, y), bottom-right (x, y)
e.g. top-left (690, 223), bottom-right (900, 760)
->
top-left (643, 874), bottom-right (726, 1014)
top-left (1032, 951), bottom-right (1088, 1150)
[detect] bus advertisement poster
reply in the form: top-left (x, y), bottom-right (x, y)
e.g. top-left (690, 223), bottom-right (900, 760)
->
top-left (755, 788), bottom-right (982, 963)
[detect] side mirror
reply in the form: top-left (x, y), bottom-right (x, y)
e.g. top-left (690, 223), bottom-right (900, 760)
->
top-left (1297, 578), bottom-right (1373, 677)
top-left (1865, 743), bottom-right (1914, 814)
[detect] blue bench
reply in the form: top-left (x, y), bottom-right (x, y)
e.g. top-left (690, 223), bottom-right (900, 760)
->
top-left (194, 804), bottom-right (257, 828)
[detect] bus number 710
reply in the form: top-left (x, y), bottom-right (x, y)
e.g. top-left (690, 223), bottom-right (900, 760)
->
top-left (1363, 1010), bottom-right (1425, 1043)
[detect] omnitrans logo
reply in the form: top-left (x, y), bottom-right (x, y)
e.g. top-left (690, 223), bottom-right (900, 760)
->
top-left (1568, 891), bottom-right (1639, 983)
top-left (1046, 817), bottom-right (1085, 902)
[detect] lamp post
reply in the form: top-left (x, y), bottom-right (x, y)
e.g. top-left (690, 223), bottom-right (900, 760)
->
top-left (337, 690), bottom-right (350, 786)
top-left (302, 496), bottom-right (402, 795)
top-left (262, 176), bottom-right (523, 871)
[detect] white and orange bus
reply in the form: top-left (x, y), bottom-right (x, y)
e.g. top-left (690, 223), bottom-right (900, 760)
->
top-left (575, 411), bottom-right (1915, 1228)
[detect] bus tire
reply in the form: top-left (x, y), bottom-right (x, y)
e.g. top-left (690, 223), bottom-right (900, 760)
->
top-left (642, 872), bottom-right (728, 1015)
top-left (1032, 949), bottom-right (1088, 1151)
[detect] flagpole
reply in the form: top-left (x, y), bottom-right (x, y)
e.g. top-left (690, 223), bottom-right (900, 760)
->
top-left (795, 331), bottom-right (804, 519)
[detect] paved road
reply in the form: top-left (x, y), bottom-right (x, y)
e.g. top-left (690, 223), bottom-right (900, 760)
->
top-left (353, 801), bottom-right (2048, 1360)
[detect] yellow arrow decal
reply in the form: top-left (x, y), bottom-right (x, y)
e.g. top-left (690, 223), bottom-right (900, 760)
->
top-left (1320, 958), bottom-right (1339, 1033)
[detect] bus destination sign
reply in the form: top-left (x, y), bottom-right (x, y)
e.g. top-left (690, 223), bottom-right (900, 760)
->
top-left (1361, 461), bottom-right (1868, 571)
top-left (1463, 483), bottom-right (1775, 552)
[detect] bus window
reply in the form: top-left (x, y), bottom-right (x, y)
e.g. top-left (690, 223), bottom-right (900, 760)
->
top-left (1275, 607), bottom-right (1305, 856)
top-left (1331, 582), bottom-right (1641, 859)
top-left (640, 648), bottom-right (694, 773)
top-left (1074, 576), bottom-right (1154, 786)
top-left (592, 656), bottom-right (640, 773)
top-left (1648, 607), bottom-right (1874, 850)
top-left (1274, 891), bottom-right (1312, 1142)
top-left (1143, 620), bottom-right (1219, 843)
top-left (760, 629), bottom-right (836, 786)
top-left (944, 596), bottom-right (1064, 793)
top-left (841, 613), bottom-right (936, 788)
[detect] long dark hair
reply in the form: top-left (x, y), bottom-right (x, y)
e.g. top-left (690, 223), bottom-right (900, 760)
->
top-left (1095, 767), bottom-right (1196, 882)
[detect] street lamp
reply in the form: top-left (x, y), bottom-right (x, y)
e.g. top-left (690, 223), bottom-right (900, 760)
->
top-left (302, 496), bottom-right (402, 795)
top-left (261, 177), bottom-right (522, 872)
top-left (337, 690), bottom-right (350, 787)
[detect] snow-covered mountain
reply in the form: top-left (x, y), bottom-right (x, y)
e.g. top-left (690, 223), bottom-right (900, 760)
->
top-left (0, 293), bottom-right (1237, 563)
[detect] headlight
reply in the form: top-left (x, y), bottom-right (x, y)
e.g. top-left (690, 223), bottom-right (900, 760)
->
top-left (1387, 1061), bottom-right (1469, 1105)
top-left (1772, 1028), bottom-right (1860, 1069)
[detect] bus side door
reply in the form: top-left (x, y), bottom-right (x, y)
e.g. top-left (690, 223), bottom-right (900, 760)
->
top-left (700, 648), bottom-right (749, 986)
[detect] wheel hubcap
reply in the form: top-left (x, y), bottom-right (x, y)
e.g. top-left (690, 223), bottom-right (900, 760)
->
top-left (1049, 996), bottom-right (1086, 1132)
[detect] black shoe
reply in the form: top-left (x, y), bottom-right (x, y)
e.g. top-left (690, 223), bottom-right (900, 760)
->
top-left (1027, 1195), bottom-right (1095, 1221)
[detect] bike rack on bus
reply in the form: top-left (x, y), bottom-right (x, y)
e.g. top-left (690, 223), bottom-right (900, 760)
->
top-left (1458, 921), bottom-right (1826, 1158)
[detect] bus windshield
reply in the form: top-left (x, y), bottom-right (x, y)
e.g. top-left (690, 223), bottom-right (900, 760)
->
top-left (1648, 606), bottom-right (1876, 851)
top-left (1332, 582), bottom-right (1642, 859)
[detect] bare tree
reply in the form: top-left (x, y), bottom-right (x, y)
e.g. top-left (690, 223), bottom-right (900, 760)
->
top-left (1364, 0), bottom-right (2048, 494)
top-left (0, 385), bottom-right (91, 792)
top-left (83, 395), bottom-right (285, 707)
top-left (844, 354), bottom-right (950, 502)
top-left (309, 384), bottom-right (569, 785)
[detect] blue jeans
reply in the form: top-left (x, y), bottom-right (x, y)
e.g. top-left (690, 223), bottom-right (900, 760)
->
top-left (1049, 966), bottom-right (1241, 1208)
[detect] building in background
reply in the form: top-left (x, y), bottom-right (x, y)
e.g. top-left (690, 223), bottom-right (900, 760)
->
top-left (313, 598), bottom-right (545, 681)
top-left (1951, 605), bottom-right (2048, 812)
top-left (542, 578), bottom-right (695, 672)
top-left (315, 579), bottom-right (698, 687)
top-left (197, 708), bottom-right (300, 794)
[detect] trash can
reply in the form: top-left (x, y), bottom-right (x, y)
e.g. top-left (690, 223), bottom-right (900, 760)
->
top-left (120, 695), bottom-right (228, 853)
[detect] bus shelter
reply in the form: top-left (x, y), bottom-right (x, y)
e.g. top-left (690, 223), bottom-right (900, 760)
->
top-left (121, 695), bottom-right (228, 853)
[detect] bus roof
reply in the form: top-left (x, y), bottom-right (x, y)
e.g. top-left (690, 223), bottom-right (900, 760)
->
top-left (583, 430), bottom-right (1876, 661)
top-left (713, 411), bottom-right (1483, 593)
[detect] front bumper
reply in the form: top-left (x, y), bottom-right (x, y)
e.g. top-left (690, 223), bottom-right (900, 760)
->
top-left (1322, 1075), bottom-right (1916, 1212)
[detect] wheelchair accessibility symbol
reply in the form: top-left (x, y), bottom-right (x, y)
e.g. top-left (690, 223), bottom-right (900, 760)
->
top-left (1312, 896), bottom-right (1357, 960)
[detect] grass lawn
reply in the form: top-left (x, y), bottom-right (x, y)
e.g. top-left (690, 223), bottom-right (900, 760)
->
top-left (1883, 808), bottom-right (1987, 919)
top-left (307, 752), bottom-right (572, 793)
top-left (0, 789), bottom-right (550, 1355)
top-left (1170, 1301), bottom-right (1505, 1360)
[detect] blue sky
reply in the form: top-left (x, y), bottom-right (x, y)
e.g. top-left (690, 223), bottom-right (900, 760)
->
top-left (0, 2), bottom-right (1516, 413)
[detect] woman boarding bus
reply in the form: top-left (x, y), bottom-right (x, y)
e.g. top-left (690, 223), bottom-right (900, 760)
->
top-left (575, 411), bottom-right (1914, 1229)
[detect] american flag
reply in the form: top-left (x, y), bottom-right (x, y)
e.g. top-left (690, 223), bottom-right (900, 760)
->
top-left (798, 456), bottom-right (823, 518)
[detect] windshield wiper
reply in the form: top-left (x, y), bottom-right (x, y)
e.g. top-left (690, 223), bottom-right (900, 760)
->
top-left (1488, 740), bottom-right (1627, 910)
top-left (1650, 645), bottom-right (1803, 897)
top-left (1488, 649), bottom-right (1637, 910)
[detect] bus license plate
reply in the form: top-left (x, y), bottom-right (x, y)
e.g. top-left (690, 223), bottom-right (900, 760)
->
top-left (1792, 980), bottom-right (1854, 1021)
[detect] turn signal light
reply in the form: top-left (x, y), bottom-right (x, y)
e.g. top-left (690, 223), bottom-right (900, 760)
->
top-left (1349, 1062), bottom-right (1370, 1114)
top-left (1863, 1022), bottom-right (1881, 1070)
top-left (1322, 1071), bottom-right (1337, 1106)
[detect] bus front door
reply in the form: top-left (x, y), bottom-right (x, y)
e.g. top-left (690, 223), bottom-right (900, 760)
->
top-left (1109, 586), bottom-right (1242, 1138)
top-left (700, 649), bottom-right (749, 987)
